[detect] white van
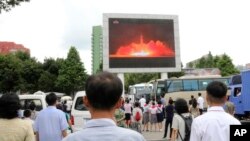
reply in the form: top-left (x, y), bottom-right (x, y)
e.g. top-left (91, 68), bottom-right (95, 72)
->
top-left (71, 91), bottom-right (91, 132)
top-left (19, 94), bottom-right (47, 117)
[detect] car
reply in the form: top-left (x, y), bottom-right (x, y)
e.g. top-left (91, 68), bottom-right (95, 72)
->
top-left (70, 91), bottom-right (91, 132)
top-left (19, 94), bottom-right (47, 117)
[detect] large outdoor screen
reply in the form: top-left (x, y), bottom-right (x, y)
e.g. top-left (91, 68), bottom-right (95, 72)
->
top-left (103, 14), bottom-right (180, 73)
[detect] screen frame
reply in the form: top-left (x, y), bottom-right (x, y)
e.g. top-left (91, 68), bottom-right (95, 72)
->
top-left (103, 13), bottom-right (181, 73)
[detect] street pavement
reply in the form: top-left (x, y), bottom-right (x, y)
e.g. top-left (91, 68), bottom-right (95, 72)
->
top-left (142, 130), bottom-right (166, 141)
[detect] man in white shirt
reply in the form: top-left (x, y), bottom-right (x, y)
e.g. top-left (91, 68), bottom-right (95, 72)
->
top-left (139, 95), bottom-right (146, 108)
top-left (197, 93), bottom-right (204, 115)
top-left (190, 81), bottom-right (241, 141)
top-left (63, 72), bottom-right (145, 141)
top-left (34, 93), bottom-right (68, 141)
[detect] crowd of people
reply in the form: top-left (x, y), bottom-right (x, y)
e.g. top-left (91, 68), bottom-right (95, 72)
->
top-left (0, 71), bottom-right (242, 141)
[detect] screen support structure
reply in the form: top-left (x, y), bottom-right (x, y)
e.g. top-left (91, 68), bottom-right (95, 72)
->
top-left (117, 73), bottom-right (125, 97)
top-left (161, 73), bottom-right (168, 79)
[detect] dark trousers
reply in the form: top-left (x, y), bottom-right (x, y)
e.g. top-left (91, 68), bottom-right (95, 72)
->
top-left (163, 119), bottom-right (172, 138)
top-left (199, 108), bottom-right (203, 115)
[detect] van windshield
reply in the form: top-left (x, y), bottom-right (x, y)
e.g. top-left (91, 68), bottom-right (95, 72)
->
top-left (75, 97), bottom-right (88, 111)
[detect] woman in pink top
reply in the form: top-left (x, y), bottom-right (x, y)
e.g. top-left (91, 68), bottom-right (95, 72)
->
top-left (123, 99), bottom-right (132, 127)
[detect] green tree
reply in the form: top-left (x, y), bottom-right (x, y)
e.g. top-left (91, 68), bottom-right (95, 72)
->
top-left (193, 52), bottom-right (239, 76)
top-left (216, 54), bottom-right (239, 76)
top-left (196, 57), bottom-right (206, 68)
top-left (0, 54), bottom-right (22, 93)
top-left (37, 58), bottom-right (64, 92)
top-left (0, 0), bottom-right (30, 13)
top-left (56, 47), bottom-right (88, 95)
top-left (20, 58), bottom-right (42, 93)
top-left (38, 71), bottom-right (57, 92)
top-left (206, 51), bottom-right (214, 68)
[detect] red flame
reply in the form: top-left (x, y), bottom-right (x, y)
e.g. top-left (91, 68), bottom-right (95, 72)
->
top-left (110, 35), bottom-right (175, 58)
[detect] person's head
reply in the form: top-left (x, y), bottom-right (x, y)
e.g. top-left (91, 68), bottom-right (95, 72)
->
top-left (29, 102), bottom-right (36, 111)
top-left (46, 93), bottom-right (57, 106)
top-left (56, 104), bottom-right (63, 111)
top-left (174, 98), bottom-right (189, 114)
top-left (23, 109), bottom-right (31, 118)
top-left (168, 99), bottom-right (173, 105)
top-left (191, 95), bottom-right (194, 99)
top-left (0, 93), bottom-right (21, 119)
top-left (142, 95), bottom-right (144, 98)
top-left (224, 102), bottom-right (235, 115)
top-left (125, 99), bottom-right (129, 104)
top-left (198, 93), bottom-right (201, 97)
top-left (134, 101), bottom-right (140, 107)
top-left (146, 100), bottom-right (150, 105)
top-left (152, 102), bottom-right (155, 106)
top-left (192, 99), bottom-right (197, 108)
top-left (84, 71), bottom-right (123, 111)
top-left (206, 81), bottom-right (227, 106)
top-left (157, 100), bottom-right (162, 105)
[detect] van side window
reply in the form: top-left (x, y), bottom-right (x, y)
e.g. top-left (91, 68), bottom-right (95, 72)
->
top-left (75, 97), bottom-right (87, 111)
top-left (20, 99), bottom-right (43, 111)
top-left (234, 87), bottom-right (241, 97)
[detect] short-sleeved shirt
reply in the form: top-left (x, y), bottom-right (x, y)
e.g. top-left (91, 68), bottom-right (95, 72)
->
top-left (190, 106), bottom-right (241, 141)
top-left (34, 106), bottom-right (68, 141)
top-left (62, 118), bottom-right (146, 141)
top-left (197, 96), bottom-right (204, 109)
top-left (124, 103), bottom-right (132, 114)
top-left (172, 113), bottom-right (191, 141)
top-left (0, 118), bottom-right (35, 141)
top-left (139, 98), bottom-right (146, 107)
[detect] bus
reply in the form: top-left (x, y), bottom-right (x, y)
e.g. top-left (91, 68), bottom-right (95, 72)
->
top-left (229, 70), bottom-right (250, 117)
top-left (150, 75), bottom-right (230, 108)
top-left (128, 83), bottom-right (153, 101)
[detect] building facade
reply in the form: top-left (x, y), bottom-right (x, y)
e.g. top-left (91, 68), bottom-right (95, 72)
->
top-left (91, 26), bottom-right (103, 74)
top-left (0, 41), bottom-right (30, 55)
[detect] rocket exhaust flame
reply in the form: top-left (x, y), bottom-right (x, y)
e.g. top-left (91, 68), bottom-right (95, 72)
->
top-left (110, 35), bottom-right (174, 58)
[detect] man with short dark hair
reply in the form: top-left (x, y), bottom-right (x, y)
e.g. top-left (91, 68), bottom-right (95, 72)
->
top-left (63, 71), bottom-right (145, 141)
top-left (34, 93), bottom-right (68, 141)
top-left (190, 81), bottom-right (240, 141)
top-left (197, 93), bottom-right (204, 115)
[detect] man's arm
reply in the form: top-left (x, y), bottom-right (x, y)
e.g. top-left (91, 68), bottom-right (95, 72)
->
top-left (62, 130), bottom-right (67, 138)
top-left (35, 132), bottom-right (39, 141)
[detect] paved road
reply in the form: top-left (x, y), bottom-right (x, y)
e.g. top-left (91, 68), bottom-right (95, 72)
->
top-left (142, 130), bottom-right (166, 141)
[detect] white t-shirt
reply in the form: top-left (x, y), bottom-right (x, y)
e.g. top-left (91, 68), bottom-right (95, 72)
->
top-left (139, 98), bottom-right (146, 107)
top-left (197, 96), bottom-right (204, 109)
top-left (190, 106), bottom-right (241, 141)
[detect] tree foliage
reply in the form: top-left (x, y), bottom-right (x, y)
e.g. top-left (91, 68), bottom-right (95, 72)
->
top-left (0, 54), bottom-right (22, 93)
top-left (0, 0), bottom-right (30, 13)
top-left (0, 47), bottom-right (88, 94)
top-left (56, 47), bottom-right (88, 95)
top-left (188, 51), bottom-right (239, 76)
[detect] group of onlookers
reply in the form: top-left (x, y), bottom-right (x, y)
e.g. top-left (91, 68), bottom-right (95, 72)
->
top-left (162, 81), bottom-right (240, 141)
top-left (0, 71), bottom-right (242, 141)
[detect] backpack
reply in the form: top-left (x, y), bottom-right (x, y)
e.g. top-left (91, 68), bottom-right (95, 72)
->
top-left (178, 114), bottom-right (193, 141)
top-left (135, 111), bottom-right (141, 121)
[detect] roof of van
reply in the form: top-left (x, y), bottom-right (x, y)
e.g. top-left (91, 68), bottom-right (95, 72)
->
top-left (19, 94), bottom-right (45, 99)
top-left (75, 91), bottom-right (86, 97)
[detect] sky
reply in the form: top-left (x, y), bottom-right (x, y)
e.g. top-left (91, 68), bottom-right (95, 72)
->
top-left (0, 0), bottom-right (250, 74)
